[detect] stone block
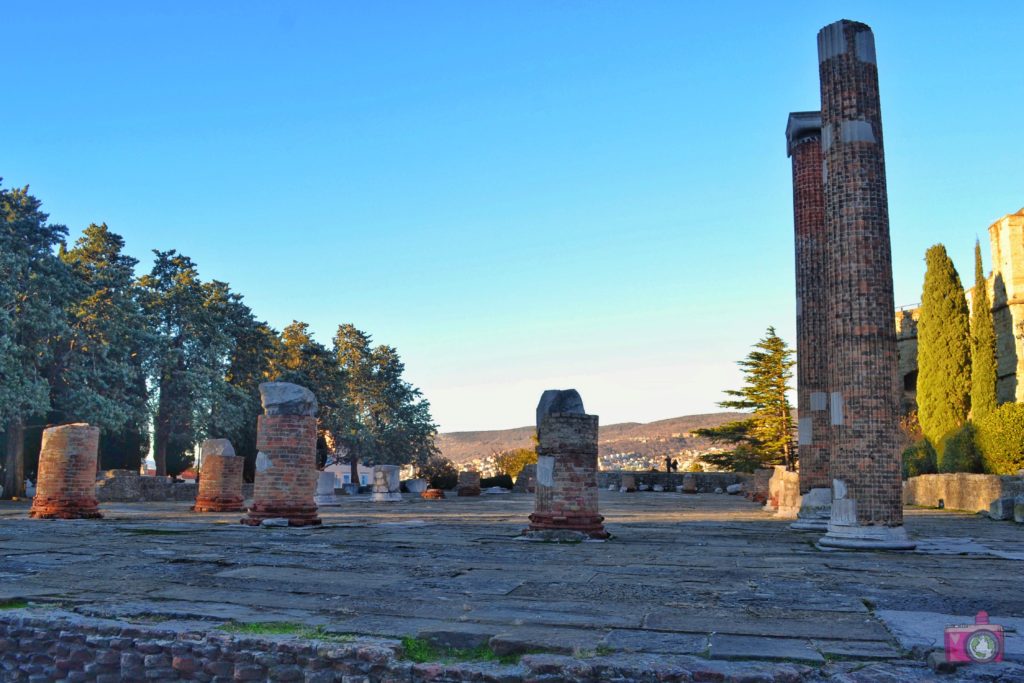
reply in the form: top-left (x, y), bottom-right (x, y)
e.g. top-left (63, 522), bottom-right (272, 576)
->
top-left (404, 479), bottom-right (428, 494)
top-left (456, 471), bottom-right (481, 497)
top-left (990, 497), bottom-right (1016, 520)
top-left (259, 382), bottom-right (317, 417)
top-left (513, 465), bottom-right (536, 494)
top-left (371, 466), bottom-right (401, 502)
top-left (315, 471), bottom-right (340, 507)
top-left (1015, 495), bottom-right (1024, 524)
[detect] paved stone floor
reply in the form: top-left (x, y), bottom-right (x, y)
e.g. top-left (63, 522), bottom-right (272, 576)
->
top-left (2, 491), bottom-right (1023, 680)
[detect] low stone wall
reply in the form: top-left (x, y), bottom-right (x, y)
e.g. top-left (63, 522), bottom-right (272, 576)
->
top-left (597, 470), bottom-right (750, 493)
top-left (0, 609), bottom-right (819, 683)
top-left (96, 470), bottom-right (197, 503)
top-left (903, 473), bottom-right (1024, 512)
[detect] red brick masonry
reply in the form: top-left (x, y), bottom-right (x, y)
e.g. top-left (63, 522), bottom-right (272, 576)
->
top-left (528, 413), bottom-right (608, 539)
top-left (819, 20), bottom-right (903, 526)
top-left (788, 114), bottom-right (831, 495)
top-left (193, 455), bottom-right (245, 513)
top-left (29, 423), bottom-right (102, 520)
top-left (242, 414), bottom-right (321, 527)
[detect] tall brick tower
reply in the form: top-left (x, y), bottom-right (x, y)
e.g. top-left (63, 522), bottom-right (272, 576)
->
top-left (786, 112), bottom-right (831, 532)
top-left (816, 20), bottom-right (914, 550)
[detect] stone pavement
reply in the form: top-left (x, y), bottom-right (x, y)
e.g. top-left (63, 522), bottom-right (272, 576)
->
top-left (1, 491), bottom-right (1023, 681)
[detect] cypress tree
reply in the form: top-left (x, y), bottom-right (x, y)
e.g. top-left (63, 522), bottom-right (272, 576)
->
top-left (917, 244), bottom-right (971, 444)
top-left (970, 240), bottom-right (998, 419)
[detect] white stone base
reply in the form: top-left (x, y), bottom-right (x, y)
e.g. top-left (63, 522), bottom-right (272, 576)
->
top-left (819, 516), bottom-right (917, 552)
top-left (314, 494), bottom-right (340, 507)
top-left (790, 487), bottom-right (831, 531)
top-left (371, 492), bottom-right (402, 503)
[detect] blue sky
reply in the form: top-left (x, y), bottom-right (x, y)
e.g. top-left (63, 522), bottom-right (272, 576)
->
top-left (5, 2), bottom-right (1023, 431)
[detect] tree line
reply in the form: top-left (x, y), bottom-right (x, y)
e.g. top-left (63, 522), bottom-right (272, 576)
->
top-left (0, 181), bottom-right (439, 497)
top-left (904, 241), bottom-right (1023, 476)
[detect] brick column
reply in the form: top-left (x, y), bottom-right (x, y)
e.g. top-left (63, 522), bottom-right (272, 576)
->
top-left (192, 439), bottom-right (245, 513)
top-left (786, 112), bottom-right (832, 531)
top-left (816, 20), bottom-right (913, 549)
top-left (29, 423), bottom-right (102, 520)
top-left (526, 389), bottom-right (607, 539)
top-left (456, 471), bottom-right (481, 496)
top-left (242, 382), bottom-right (321, 527)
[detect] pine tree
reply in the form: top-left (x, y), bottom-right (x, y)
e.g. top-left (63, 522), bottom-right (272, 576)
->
top-left (0, 183), bottom-right (72, 497)
top-left (695, 327), bottom-right (795, 472)
top-left (917, 244), bottom-right (971, 444)
top-left (970, 240), bottom-right (998, 419)
top-left (138, 251), bottom-right (237, 475)
top-left (53, 224), bottom-right (151, 466)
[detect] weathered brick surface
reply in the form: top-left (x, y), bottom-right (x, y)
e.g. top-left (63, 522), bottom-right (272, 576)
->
top-left (819, 20), bottom-right (903, 526)
top-left (455, 471), bottom-right (480, 497)
top-left (242, 415), bottom-right (320, 527)
top-left (29, 424), bottom-right (102, 520)
top-left (193, 456), bottom-right (245, 513)
top-left (529, 413), bottom-right (607, 538)
top-left (787, 113), bottom-right (830, 494)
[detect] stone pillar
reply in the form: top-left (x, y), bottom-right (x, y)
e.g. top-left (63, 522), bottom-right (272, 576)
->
top-left (786, 111), bottom-right (832, 531)
top-left (242, 382), bottom-right (321, 527)
top-left (315, 471), bottom-right (340, 507)
top-left (371, 465), bottom-right (402, 502)
top-left (526, 389), bottom-right (607, 539)
top-left (456, 471), bottom-right (481, 496)
top-left (816, 20), bottom-right (914, 549)
top-left (192, 439), bottom-right (245, 512)
top-left (29, 423), bottom-right (102, 519)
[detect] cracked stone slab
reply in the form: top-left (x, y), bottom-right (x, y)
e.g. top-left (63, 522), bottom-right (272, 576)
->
top-left (709, 633), bottom-right (825, 664)
top-left (601, 629), bottom-right (707, 654)
top-left (876, 609), bottom-right (1024, 662)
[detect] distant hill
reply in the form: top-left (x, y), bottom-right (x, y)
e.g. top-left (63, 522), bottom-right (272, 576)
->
top-left (436, 412), bottom-right (745, 465)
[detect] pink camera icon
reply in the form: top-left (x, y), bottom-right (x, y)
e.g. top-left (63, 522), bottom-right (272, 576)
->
top-left (944, 611), bottom-right (1004, 664)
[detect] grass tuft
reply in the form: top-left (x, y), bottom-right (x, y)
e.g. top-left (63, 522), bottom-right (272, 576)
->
top-left (0, 599), bottom-right (29, 610)
top-left (218, 621), bottom-right (351, 642)
top-left (399, 636), bottom-right (520, 665)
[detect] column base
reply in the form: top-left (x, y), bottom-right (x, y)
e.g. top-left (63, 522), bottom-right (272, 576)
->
top-left (370, 492), bottom-right (402, 502)
top-left (192, 496), bottom-right (245, 513)
top-left (457, 487), bottom-right (481, 497)
top-left (421, 489), bottom-right (445, 499)
top-left (241, 503), bottom-right (321, 527)
top-left (29, 497), bottom-right (102, 520)
top-left (527, 512), bottom-right (608, 539)
top-left (314, 494), bottom-right (341, 507)
top-left (790, 487), bottom-right (831, 531)
top-left (818, 523), bottom-right (916, 551)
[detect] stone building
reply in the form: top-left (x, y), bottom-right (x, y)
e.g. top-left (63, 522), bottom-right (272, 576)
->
top-left (896, 208), bottom-right (1024, 409)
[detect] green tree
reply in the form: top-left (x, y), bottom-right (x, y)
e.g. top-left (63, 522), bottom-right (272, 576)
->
top-left (970, 240), bottom-right (998, 420)
top-left (417, 454), bottom-right (458, 490)
top-left (695, 327), bottom-right (795, 472)
top-left (917, 244), bottom-right (971, 444)
top-left (332, 324), bottom-right (439, 481)
top-left (975, 402), bottom-right (1024, 474)
top-left (51, 224), bottom-right (151, 470)
top-left (493, 447), bottom-right (538, 477)
top-left (212, 314), bottom-right (278, 481)
top-left (138, 251), bottom-right (237, 475)
top-left (0, 183), bottom-right (72, 497)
